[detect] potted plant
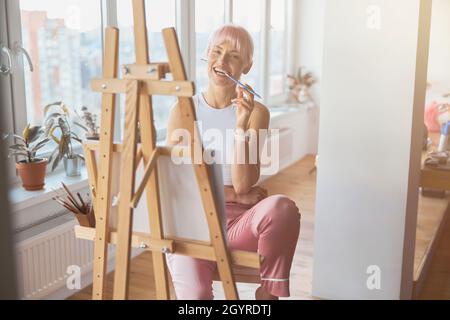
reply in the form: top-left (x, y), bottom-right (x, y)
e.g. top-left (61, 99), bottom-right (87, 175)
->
top-left (6, 124), bottom-right (50, 190)
top-left (44, 102), bottom-right (85, 177)
top-left (77, 106), bottom-right (99, 140)
top-left (286, 67), bottom-right (317, 104)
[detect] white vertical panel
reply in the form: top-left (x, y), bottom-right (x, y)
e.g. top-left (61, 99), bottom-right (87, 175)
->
top-left (49, 239), bottom-right (55, 286)
top-left (39, 243), bottom-right (45, 290)
top-left (313, 0), bottom-right (431, 299)
top-left (19, 250), bottom-right (26, 298)
top-left (25, 248), bottom-right (31, 296)
top-left (34, 244), bottom-right (39, 293)
top-left (44, 240), bottom-right (50, 289)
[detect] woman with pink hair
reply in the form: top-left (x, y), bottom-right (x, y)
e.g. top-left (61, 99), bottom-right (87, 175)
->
top-left (166, 24), bottom-right (301, 300)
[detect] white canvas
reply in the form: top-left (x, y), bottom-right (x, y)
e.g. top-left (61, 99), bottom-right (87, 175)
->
top-left (97, 148), bottom-right (226, 242)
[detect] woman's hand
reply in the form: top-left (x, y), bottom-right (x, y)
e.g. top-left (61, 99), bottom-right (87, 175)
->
top-left (232, 84), bottom-right (255, 129)
top-left (235, 186), bottom-right (268, 206)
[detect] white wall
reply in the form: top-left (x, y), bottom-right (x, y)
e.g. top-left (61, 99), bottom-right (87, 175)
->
top-left (426, 0), bottom-right (450, 105)
top-left (312, 0), bottom-right (431, 299)
top-left (428, 0), bottom-right (450, 85)
top-left (294, 0), bottom-right (450, 101)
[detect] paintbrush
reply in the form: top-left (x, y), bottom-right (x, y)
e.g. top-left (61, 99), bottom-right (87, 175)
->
top-left (51, 186), bottom-right (77, 209)
top-left (52, 196), bottom-right (78, 214)
top-left (61, 182), bottom-right (83, 212)
top-left (52, 196), bottom-right (69, 208)
top-left (77, 192), bottom-right (86, 209)
top-left (50, 187), bottom-right (67, 201)
top-left (200, 58), bottom-right (262, 99)
top-left (51, 193), bottom-right (65, 203)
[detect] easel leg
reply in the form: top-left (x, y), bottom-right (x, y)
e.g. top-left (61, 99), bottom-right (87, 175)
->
top-left (113, 80), bottom-right (141, 299)
top-left (133, 0), bottom-right (171, 300)
top-left (92, 27), bottom-right (119, 300)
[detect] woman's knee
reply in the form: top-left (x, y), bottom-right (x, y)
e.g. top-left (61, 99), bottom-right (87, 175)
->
top-left (265, 195), bottom-right (301, 223)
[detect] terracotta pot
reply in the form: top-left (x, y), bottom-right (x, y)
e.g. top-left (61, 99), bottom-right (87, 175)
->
top-left (16, 158), bottom-right (48, 191)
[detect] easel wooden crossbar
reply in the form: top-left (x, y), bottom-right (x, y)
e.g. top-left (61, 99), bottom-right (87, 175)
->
top-left (74, 0), bottom-right (262, 300)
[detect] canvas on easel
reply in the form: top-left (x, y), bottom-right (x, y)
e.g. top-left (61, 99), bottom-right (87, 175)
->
top-left (92, 149), bottom-right (228, 242)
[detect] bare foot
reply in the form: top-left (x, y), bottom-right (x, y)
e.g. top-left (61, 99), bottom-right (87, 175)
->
top-left (255, 286), bottom-right (279, 300)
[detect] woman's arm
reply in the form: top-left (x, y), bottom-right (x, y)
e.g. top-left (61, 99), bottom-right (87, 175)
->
top-left (231, 98), bottom-right (270, 195)
top-left (166, 102), bottom-right (185, 146)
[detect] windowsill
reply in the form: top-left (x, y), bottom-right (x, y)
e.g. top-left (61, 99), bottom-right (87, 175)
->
top-left (9, 166), bottom-right (89, 213)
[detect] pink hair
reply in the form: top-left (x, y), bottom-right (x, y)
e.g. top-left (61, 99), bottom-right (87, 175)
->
top-left (206, 24), bottom-right (254, 68)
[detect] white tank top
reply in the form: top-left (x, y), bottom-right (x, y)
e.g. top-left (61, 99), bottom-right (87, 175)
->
top-left (193, 93), bottom-right (236, 186)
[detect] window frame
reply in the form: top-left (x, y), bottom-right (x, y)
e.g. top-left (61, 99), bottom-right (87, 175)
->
top-left (5, 0), bottom-right (27, 138)
top-left (224, 0), bottom-right (233, 23)
top-left (268, 0), bottom-right (289, 99)
top-left (0, 0), bottom-right (18, 184)
top-left (176, 0), bottom-right (196, 80)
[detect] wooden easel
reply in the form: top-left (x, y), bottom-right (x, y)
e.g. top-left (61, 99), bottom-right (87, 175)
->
top-left (74, 0), bottom-right (262, 300)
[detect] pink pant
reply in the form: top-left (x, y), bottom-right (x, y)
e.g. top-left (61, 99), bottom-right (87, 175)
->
top-left (165, 194), bottom-right (301, 299)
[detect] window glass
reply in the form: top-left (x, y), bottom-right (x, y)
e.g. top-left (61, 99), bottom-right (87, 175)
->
top-left (269, 0), bottom-right (287, 95)
top-left (20, 0), bottom-right (103, 146)
top-left (232, 0), bottom-right (262, 94)
top-left (195, 0), bottom-right (225, 92)
top-left (117, 0), bottom-right (177, 132)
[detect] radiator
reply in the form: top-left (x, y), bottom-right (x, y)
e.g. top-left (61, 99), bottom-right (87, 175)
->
top-left (15, 217), bottom-right (143, 299)
top-left (15, 219), bottom-right (96, 300)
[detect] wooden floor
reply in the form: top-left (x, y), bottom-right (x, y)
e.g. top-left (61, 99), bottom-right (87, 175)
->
top-left (414, 196), bottom-right (449, 275)
top-left (69, 155), bottom-right (450, 300)
top-left (418, 213), bottom-right (450, 299)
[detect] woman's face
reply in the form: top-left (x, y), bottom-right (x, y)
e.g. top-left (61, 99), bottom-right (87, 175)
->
top-left (207, 41), bottom-right (250, 88)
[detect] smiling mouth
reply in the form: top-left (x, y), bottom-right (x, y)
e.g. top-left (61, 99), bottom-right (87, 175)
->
top-left (213, 67), bottom-right (229, 77)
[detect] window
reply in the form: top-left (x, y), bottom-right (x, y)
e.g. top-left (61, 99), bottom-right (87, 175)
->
top-left (117, 0), bottom-right (176, 132)
top-left (18, 0), bottom-right (103, 155)
top-left (269, 0), bottom-right (287, 95)
top-left (4, 0), bottom-right (294, 169)
top-left (195, 0), bottom-right (225, 92)
top-left (20, 0), bottom-right (103, 135)
top-left (232, 0), bottom-right (262, 94)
